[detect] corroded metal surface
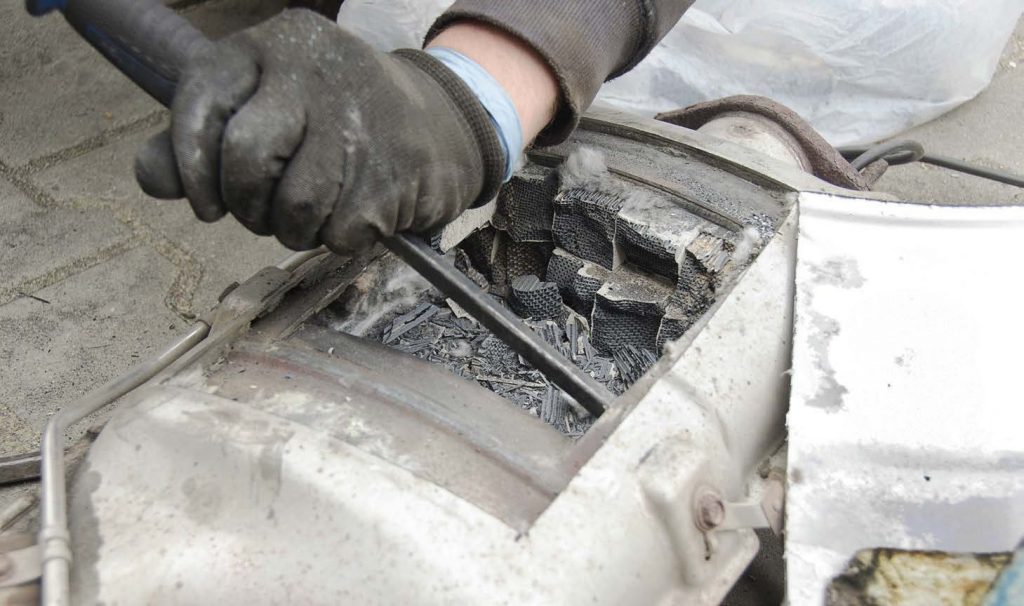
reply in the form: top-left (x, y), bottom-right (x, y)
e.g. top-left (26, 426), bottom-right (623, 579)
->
top-left (657, 95), bottom-right (871, 191)
top-left (827, 548), bottom-right (1011, 606)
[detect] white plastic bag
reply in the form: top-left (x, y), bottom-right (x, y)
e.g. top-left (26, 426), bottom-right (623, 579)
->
top-left (337, 0), bottom-right (448, 52)
top-left (338, 0), bottom-right (1023, 145)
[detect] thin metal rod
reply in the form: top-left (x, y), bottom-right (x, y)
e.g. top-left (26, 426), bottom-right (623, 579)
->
top-left (0, 452), bottom-right (42, 486)
top-left (384, 234), bottom-right (611, 418)
top-left (39, 321), bottom-right (209, 606)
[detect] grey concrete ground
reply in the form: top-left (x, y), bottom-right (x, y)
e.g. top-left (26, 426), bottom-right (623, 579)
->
top-left (0, 0), bottom-right (288, 463)
top-left (874, 19), bottom-right (1024, 206)
top-left (0, 1), bottom-right (1021, 520)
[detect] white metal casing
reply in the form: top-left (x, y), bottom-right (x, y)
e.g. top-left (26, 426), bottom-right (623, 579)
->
top-left (787, 193), bottom-right (1024, 603)
top-left (66, 209), bottom-right (798, 605)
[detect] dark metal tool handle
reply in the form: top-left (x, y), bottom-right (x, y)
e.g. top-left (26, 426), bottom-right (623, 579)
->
top-left (26, 0), bottom-right (210, 106)
top-left (28, 0), bottom-right (611, 417)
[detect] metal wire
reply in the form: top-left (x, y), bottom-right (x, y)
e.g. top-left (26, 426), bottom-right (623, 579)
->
top-left (847, 139), bottom-right (924, 170)
top-left (275, 248), bottom-right (329, 272)
top-left (840, 141), bottom-right (1024, 188)
top-left (919, 154), bottom-right (1024, 188)
top-left (0, 452), bottom-right (42, 486)
top-left (39, 322), bottom-right (210, 606)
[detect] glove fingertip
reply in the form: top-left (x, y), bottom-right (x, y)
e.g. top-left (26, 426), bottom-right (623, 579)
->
top-left (136, 130), bottom-right (226, 223)
top-left (135, 131), bottom-right (185, 200)
top-left (321, 223), bottom-right (374, 258)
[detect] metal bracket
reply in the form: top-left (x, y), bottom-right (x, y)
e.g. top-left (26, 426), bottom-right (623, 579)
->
top-left (694, 474), bottom-right (785, 538)
top-left (0, 544), bottom-right (41, 588)
top-left (720, 477), bottom-right (785, 535)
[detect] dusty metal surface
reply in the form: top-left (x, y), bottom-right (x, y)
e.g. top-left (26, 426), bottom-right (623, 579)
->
top-left (0, 534), bottom-right (39, 604)
top-left (787, 193), bottom-right (1024, 604)
top-left (62, 207), bottom-right (797, 603)
top-left (656, 95), bottom-right (871, 191)
top-left (50, 111), bottom-right (811, 604)
top-left (204, 328), bottom-right (574, 528)
top-left (0, 544), bottom-right (41, 589)
top-left (574, 106), bottom-right (894, 203)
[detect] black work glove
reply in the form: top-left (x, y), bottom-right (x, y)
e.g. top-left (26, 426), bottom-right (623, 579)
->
top-left (135, 9), bottom-right (505, 253)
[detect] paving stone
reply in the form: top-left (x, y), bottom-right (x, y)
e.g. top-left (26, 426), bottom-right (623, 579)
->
top-left (31, 126), bottom-right (287, 317)
top-left (0, 484), bottom-right (38, 536)
top-left (0, 178), bottom-right (130, 304)
top-left (0, 0), bottom-right (284, 167)
top-left (875, 20), bottom-right (1024, 207)
top-left (0, 247), bottom-right (182, 455)
top-left (0, 2), bottom-right (161, 166)
top-left (0, 406), bottom-right (36, 458)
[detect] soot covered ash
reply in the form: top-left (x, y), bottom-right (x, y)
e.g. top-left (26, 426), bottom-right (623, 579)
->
top-left (364, 289), bottom-right (656, 437)
top-left (323, 147), bottom-right (762, 435)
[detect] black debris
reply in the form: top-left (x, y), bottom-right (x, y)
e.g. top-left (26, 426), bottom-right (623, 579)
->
top-left (551, 187), bottom-right (625, 270)
top-left (363, 286), bottom-right (631, 436)
top-left (570, 262), bottom-right (609, 316)
top-left (612, 345), bottom-right (658, 388)
top-left (565, 316), bottom-right (580, 362)
top-left (591, 272), bottom-right (672, 353)
top-left (496, 165), bottom-right (557, 243)
top-left (350, 230), bottom-right (713, 436)
top-left (382, 302), bottom-right (439, 344)
top-left (545, 248), bottom-right (586, 300)
top-left (509, 275), bottom-right (565, 321)
top-left (541, 385), bottom-right (569, 426)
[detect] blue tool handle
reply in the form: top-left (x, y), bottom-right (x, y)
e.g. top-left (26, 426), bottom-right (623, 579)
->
top-left (26, 0), bottom-right (209, 107)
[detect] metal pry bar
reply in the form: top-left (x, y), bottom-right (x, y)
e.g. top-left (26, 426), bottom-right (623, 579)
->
top-left (385, 234), bottom-right (611, 418)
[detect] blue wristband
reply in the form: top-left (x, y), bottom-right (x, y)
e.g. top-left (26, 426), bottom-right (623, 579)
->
top-left (426, 47), bottom-right (523, 182)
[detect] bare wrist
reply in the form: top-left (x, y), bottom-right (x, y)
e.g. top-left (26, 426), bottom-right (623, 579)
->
top-left (427, 21), bottom-right (559, 146)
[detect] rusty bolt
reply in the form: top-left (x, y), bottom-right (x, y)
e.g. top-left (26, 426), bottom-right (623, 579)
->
top-left (0, 553), bottom-right (13, 579)
top-left (694, 488), bottom-right (726, 532)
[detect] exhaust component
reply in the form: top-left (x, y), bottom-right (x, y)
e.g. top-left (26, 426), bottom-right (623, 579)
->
top-left (384, 235), bottom-right (611, 418)
top-left (38, 321), bottom-right (210, 606)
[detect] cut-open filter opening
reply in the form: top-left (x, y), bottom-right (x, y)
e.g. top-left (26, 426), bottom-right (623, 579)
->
top-left (322, 149), bottom-right (768, 436)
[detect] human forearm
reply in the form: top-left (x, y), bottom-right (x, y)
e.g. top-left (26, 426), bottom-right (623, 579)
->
top-left (428, 22), bottom-right (559, 148)
top-left (428, 0), bottom-right (696, 144)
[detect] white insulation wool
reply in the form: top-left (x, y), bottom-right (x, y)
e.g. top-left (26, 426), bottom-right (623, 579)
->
top-left (730, 226), bottom-right (761, 266)
top-left (558, 146), bottom-right (610, 190)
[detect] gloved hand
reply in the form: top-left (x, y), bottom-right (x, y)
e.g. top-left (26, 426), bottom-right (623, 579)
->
top-left (135, 9), bottom-right (505, 253)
